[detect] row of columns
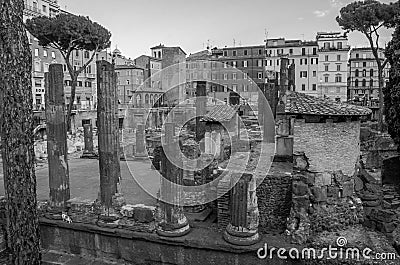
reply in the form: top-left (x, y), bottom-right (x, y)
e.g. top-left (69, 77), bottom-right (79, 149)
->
top-left (45, 63), bottom-right (260, 245)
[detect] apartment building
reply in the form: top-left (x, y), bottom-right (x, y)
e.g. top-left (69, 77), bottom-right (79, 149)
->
top-left (348, 47), bottom-right (389, 102)
top-left (316, 32), bottom-right (350, 102)
top-left (134, 55), bottom-right (162, 89)
top-left (115, 65), bottom-right (145, 105)
top-left (265, 38), bottom-right (319, 97)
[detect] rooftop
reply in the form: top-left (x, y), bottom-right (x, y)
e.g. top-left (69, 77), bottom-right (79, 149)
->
top-left (285, 92), bottom-right (372, 117)
top-left (201, 105), bottom-right (239, 122)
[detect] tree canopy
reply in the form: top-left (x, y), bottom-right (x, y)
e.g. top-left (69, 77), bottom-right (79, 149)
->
top-left (384, 24), bottom-right (400, 149)
top-left (26, 13), bottom-right (111, 55)
top-left (336, 0), bottom-right (398, 33)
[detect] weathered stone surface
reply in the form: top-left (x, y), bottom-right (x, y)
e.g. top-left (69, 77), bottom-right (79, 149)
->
top-left (365, 183), bottom-right (382, 194)
top-left (310, 186), bottom-right (327, 203)
top-left (370, 209), bottom-right (396, 223)
top-left (377, 221), bottom-right (396, 233)
top-left (342, 181), bottom-right (354, 197)
top-left (327, 186), bottom-right (340, 198)
top-left (354, 176), bottom-right (364, 192)
top-left (292, 181), bottom-right (309, 196)
top-left (315, 172), bottom-right (332, 187)
top-left (363, 200), bottom-right (381, 207)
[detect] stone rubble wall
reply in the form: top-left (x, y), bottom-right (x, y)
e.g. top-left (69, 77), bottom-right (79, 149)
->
top-left (286, 153), bottom-right (364, 245)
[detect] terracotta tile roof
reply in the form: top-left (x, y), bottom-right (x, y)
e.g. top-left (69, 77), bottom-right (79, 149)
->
top-left (285, 92), bottom-right (372, 116)
top-left (201, 105), bottom-right (238, 122)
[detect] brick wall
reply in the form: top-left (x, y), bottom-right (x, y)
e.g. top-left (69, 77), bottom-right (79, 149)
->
top-left (293, 119), bottom-right (360, 176)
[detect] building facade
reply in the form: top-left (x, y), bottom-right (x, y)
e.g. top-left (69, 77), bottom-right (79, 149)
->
top-left (265, 38), bottom-right (319, 97)
top-left (348, 47), bottom-right (389, 102)
top-left (316, 32), bottom-right (350, 102)
top-left (134, 55), bottom-right (162, 89)
top-left (115, 65), bottom-right (145, 105)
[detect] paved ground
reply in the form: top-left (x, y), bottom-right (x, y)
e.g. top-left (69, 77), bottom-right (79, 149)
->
top-left (0, 156), bottom-right (159, 206)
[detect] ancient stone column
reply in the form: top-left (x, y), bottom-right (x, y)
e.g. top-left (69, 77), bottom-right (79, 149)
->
top-left (97, 61), bottom-right (121, 211)
top-left (195, 81), bottom-right (207, 142)
top-left (157, 122), bottom-right (190, 237)
top-left (81, 124), bottom-right (96, 158)
top-left (223, 173), bottom-right (260, 246)
top-left (134, 124), bottom-right (147, 159)
top-left (45, 64), bottom-right (70, 208)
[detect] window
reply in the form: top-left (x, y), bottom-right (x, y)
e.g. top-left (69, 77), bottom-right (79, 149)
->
top-left (355, 69), bottom-right (359, 77)
top-left (244, 50), bottom-right (248, 56)
top-left (233, 73), bottom-right (237, 80)
top-left (325, 55), bottom-right (329, 61)
top-left (337, 64), bottom-right (341, 71)
top-left (300, 71), bottom-right (307, 78)
top-left (75, 50), bottom-right (79, 57)
top-left (126, 79), bottom-right (130, 85)
top-left (362, 79), bottom-right (366, 87)
top-left (289, 49), bottom-right (293, 55)
top-left (223, 51), bottom-right (228, 56)
top-left (232, 61), bottom-right (237, 68)
top-left (51, 51), bottom-right (56, 59)
top-left (44, 63), bottom-right (49, 73)
top-left (300, 59), bottom-right (303, 65)
top-left (42, 5), bottom-right (47, 12)
top-left (77, 81), bottom-right (83, 87)
top-left (277, 59), bottom-right (280, 66)
top-left (34, 80), bottom-right (41, 87)
top-left (233, 50), bottom-right (237, 56)
top-left (85, 81), bottom-right (92, 88)
top-left (313, 71), bottom-right (317, 77)
top-left (370, 79), bottom-right (373, 87)
top-left (362, 69), bottom-right (367, 77)
top-left (258, 49), bottom-right (262, 55)
top-left (301, 84), bottom-right (306, 91)
top-left (257, 60), bottom-right (262, 67)
top-left (302, 48), bottom-right (306, 56)
top-left (243, 84), bottom-right (248, 92)
top-left (355, 79), bottom-right (359, 87)
top-left (84, 51), bottom-right (90, 59)
top-left (337, 42), bottom-right (342, 49)
top-left (224, 73), bottom-right (228, 80)
top-left (43, 50), bottom-right (48, 57)
top-left (335, 75), bottom-right (342, 83)
top-left (356, 53), bottom-right (359, 59)
top-left (363, 62), bottom-right (367, 67)
top-left (63, 64), bottom-right (67, 72)
top-left (243, 72), bottom-right (248, 79)
top-left (313, 48), bottom-right (317, 55)
top-left (325, 65), bottom-right (329, 71)
top-left (324, 42), bottom-right (330, 49)
top-left (370, 69), bottom-right (374, 77)
top-left (243, 61), bottom-right (248, 67)
top-left (257, 72), bottom-right (263, 79)
top-left (34, 48), bottom-right (39, 57)
top-left (232, 84), bottom-right (238, 92)
top-left (76, 96), bottom-right (81, 104)
top-left (224, 63), bottom-right (228, 68)
top-left (324, 75), bottom-right (329, 83)
top-left (34, 61), bottom-right (40, 72)
top-left (337, 55), bottom-right (341, 61)
top-left (312, 84), bottom-right (317, 91)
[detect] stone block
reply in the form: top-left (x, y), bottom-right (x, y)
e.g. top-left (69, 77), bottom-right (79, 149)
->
top-left (292, 195), bottom-right (310, 210)
top-left (363, 200), bottom-right (381, 207)
top-left (293, 152), bottom-right (309, 171)
top-left (327, 186), bottom-right (340, 198)
top-left (365, 183), bottom-right (382, 194)
top-left (342, 181), bottom-right (354, 198)
top-left (315, 172), bottom-right (332, 187)
top-left (363, 219), bottom-right (376, 230)
top-left (310, 186), bottom-right (327, 203)
top-left (370, 209), bottom-right (396, 223)
top-left (354, 177), bottom-right (364, 192)
top-left (133, 205), bottom-right (155, 223)
top-left (376, 221), bottom-right (397, 233)
top-left (292, 181), bottom-right (309, 196)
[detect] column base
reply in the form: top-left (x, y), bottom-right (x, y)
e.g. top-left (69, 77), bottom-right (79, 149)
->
top-left (156, 219), bottom-right (191, 237)
top-left (223, 223), bottom-right (260, 246)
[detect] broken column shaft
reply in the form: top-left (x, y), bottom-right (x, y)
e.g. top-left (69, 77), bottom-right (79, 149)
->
top-left (223, 173), bottom-right (260, 246)
top-left (45, 64), bottom-right (70, 208)
top-left (97, 61), bottom-right (121, 211)
top-left (157, 122), bottom-right (190, 237)
top-left (81, 124), bottom-right (96, 158)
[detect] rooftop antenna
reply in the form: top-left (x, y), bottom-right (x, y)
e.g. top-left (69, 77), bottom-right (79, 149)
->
top-left (207, 39), bottom-right (211, 50)
top-left (264, 29), bottom-right (268, 41)
top-left (233, 38), bottom-right (236, 47)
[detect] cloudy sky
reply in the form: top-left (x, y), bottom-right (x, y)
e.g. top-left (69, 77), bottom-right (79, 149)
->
top-left (59, 0), bottom-right (394, 59)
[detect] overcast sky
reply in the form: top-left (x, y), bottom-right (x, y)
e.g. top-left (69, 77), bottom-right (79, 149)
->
top-left (59, 0), bottom-right (394, 59)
